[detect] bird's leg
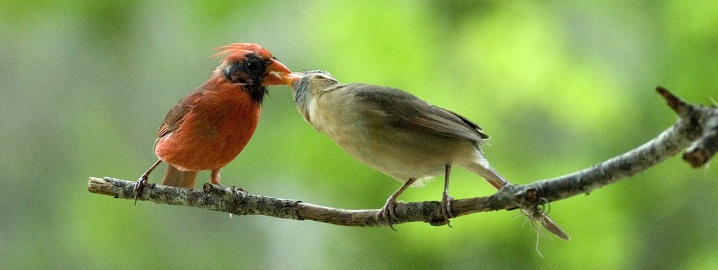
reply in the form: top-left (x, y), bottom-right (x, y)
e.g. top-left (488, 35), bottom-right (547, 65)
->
top-left (440, 164), bottom-right (455, 227)
top-left (210, 169), bottom-right (229, 189)
top-left (135, 159), bottom-right (162, 204)
top-left (378, 178), bottom-right (417, 230)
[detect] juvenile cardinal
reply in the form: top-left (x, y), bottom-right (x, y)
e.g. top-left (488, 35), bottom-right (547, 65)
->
top-left (282, 70), bottom-right (569, 240)
top-left (135, 43), bottom-right (291, 198)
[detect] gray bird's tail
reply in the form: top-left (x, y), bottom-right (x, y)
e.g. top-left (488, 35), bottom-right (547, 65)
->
top-left (465, 160), bottom-right (571, 240)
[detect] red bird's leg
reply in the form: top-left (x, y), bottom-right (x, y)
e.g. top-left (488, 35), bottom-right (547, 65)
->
top-left (210, 169), bottom-right (220, 184)
top-left (440, 164), bottom-right (454, 227)
top-left (378, 178), bottom-right (417, 230)
top-left (209, 169), bottom-right (229, 189)
top-left (135, 159), bottom-right (162, 204)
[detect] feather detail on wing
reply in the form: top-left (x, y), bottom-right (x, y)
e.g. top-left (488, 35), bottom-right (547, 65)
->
top-left (351, 84), bottom-right (490, 142)
top-left (153, 90), bottom-right (204, 148)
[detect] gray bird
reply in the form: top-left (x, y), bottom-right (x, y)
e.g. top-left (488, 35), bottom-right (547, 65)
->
top-left (281, 70), bottom-right (569, 240)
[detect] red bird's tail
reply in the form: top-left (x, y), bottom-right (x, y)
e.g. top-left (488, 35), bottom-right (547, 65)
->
top-left (162, 164), bottom-right (198, 188)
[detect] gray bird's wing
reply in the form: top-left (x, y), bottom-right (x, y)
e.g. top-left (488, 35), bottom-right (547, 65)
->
top-left (350, 84), bottom-right (490, 142)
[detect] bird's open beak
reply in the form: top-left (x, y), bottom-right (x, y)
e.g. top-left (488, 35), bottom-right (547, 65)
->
top-left (280, 72), bottom-right (304, 87)
top-left (261, 59), bottom-right (293, 86)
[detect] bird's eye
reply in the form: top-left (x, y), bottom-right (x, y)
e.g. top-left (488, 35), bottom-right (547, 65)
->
top-left (244, 58), bottom-right (263, 74)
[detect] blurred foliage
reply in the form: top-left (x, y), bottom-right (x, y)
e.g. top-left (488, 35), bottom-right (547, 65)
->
top-left (1, 0), bottom-right (717, 269)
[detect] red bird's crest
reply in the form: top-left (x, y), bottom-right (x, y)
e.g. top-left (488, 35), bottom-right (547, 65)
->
top-left (212, 43), bottom-right (275, 63)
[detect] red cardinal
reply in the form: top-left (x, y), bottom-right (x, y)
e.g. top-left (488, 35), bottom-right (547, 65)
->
top-left (135, 43), bottom-right (291, 199)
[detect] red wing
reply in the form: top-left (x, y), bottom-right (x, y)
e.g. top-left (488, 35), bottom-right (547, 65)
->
top-left (153, 89), bottom-right (204, 147)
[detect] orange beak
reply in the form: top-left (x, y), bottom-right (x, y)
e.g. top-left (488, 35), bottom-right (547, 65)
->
top-left (261, 59), bottom-right (293, 86)
top-left (280, 72), bottom-right (304, 87)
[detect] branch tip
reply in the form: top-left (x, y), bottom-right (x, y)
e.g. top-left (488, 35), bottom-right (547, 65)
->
top-left (656, 86), bottom-right (685, 113)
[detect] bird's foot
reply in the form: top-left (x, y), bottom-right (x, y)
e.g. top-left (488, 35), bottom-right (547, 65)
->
top-left (377, 197), bottom-right (399, 231)
top-left (230, 186), bottom-right (246, 192)
top-left (133, 175), bottom-right (148, 205)
top-left (230, 186), bottom-right (248, 198)
top-left (213, 182), bottom-right (230, 189)
top-left (439, 193), bottom-right (454, 227)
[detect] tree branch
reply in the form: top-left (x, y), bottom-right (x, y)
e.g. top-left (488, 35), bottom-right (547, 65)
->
top-left (87, 87), bottom-right (717, 229)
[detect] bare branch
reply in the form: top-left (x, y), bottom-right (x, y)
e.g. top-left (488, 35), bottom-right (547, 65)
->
top-left (87, 87), bottom-right (717, 230)
top-left (87, 176), bottom-right (510, 226)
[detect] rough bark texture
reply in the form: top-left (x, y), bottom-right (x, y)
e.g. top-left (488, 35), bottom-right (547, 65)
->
top-left (87, 88), bottom-right (717, 231)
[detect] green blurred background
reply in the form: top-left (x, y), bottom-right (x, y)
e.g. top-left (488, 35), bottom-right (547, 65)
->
top-left (2, 1), bottom-right (717, 269)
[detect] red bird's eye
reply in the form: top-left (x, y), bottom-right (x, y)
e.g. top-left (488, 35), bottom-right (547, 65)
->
top-left (222, 55), bottom-right (268, 85)
top-left (244, 58), bottom-right (263, 75)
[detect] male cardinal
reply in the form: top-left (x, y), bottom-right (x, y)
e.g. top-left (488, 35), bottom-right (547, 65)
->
top-left (281, 70), bottom-right (569, 240)
top-left (135, 43), bottom-right (291, 199)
